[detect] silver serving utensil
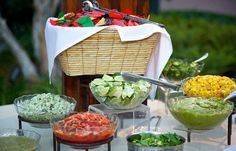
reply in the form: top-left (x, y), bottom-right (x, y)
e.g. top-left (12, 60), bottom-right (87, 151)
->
top-left (121, 72), bottom-right (179, 90)
top-left (224, 90), bottom-right (236, 101)
top-left (82, 0), bottom-right (165, 28)
top-left (193, 53), bottom-right (209, 63)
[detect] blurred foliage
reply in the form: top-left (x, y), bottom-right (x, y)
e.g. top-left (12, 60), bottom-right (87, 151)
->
top-left (0, 10), bottom-right (236, 105)
top-left (0, 72), bottom-right (62, 105)
top-left (0, 0), bottom-right (34, 60)
top-left (152, 11), bottom-right (236, 78)
top-left (0, 0), bottom-right (33, 24)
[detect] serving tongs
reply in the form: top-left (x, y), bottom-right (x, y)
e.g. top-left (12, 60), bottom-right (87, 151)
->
top-left (121, 72), bottom-right (179, 90)
top-left (82, 0), bottom-right (165, 28)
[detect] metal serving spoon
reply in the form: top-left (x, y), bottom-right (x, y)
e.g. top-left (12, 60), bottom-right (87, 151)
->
top-left (224, 90), bottom-right (236, 101)
top-left (121, 72), bottom-right (179, 90)
top-left (193, 52), bottom-right (209, 63)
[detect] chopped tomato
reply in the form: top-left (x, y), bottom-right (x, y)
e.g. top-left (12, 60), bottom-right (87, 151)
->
top-left (53, 112), bottom-right (116, 143)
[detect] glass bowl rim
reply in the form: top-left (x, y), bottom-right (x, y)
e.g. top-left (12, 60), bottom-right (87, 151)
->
top-left (13, 93), bottom-right (77, 111)
top-left (0, 128), bottom-right (41, 141)
top-left (50, 111), bottom-right (120, 130)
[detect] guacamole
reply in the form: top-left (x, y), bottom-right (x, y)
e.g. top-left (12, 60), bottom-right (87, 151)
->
top-left (0, 136), bottom-right (37, 151)
top-left (169, 97), bottom-right (233, 130)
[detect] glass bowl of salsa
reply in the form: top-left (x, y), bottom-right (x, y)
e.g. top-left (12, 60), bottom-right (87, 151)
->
top-left (0, 129), bottom-right (40, 151)
top-left (50, 112), bottom-right (119, 144)
top-left (168, 96), bottom-right (233, 130)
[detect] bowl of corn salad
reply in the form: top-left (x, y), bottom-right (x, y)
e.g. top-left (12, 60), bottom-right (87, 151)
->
top-left (183, 75), bottom-right (236, 98)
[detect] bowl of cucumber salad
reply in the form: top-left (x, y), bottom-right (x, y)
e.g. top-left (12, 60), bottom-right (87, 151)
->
top-left (90, 74), bottom-right (151, 110)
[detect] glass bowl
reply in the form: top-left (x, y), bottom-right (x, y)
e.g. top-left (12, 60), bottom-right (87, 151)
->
top-left (0, 129), bottom-right (40, 151)
top-left (168, 96), bottom-right (234, 130)
top-left (14, 93), bottom-right (77, 128)
top-left (50, 112), bottom-right (119, 144)
top-left (162, 58), bottom-right (204, 85)
top-left (89, 76), bottom-right (151, 110)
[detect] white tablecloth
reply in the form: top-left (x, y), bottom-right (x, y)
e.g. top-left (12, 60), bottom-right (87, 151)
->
top-left (0, 101), bottom-right (235, 151)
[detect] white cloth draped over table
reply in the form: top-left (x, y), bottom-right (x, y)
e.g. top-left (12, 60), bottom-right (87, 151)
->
top-left (45, 18), bottom-right (173, 99)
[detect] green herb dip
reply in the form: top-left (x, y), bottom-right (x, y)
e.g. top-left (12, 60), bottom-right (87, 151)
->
top-left (0, 136), bottom-right (37, 151)
top-left (169, 97), bottom-right (233, 130)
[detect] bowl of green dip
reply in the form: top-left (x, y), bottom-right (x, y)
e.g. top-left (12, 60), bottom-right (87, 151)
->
top-left (168, 96), bottom-right (234, 130)
top-left (0, 129), bottom-right (40, 151)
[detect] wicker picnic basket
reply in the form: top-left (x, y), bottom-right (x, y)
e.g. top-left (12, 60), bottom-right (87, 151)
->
top-left (57, 28), bottom-right (161, 76)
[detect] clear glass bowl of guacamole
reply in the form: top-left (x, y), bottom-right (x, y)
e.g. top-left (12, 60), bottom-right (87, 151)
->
top-left (168, 96), bottom-right (233, 130)
top-left (0, 129), bottom-right (40, 151)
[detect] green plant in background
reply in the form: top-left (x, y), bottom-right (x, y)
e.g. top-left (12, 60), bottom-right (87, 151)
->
top-left (152, 11), bottom-right (236, 78)
top-left (0, 22), bottom-right (62, 105)
top-left (0, 74), bottom-right (62, 105)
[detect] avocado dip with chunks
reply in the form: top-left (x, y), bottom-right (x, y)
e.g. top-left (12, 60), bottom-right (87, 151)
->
top-left (169, 97), bottom-right (233, 130)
